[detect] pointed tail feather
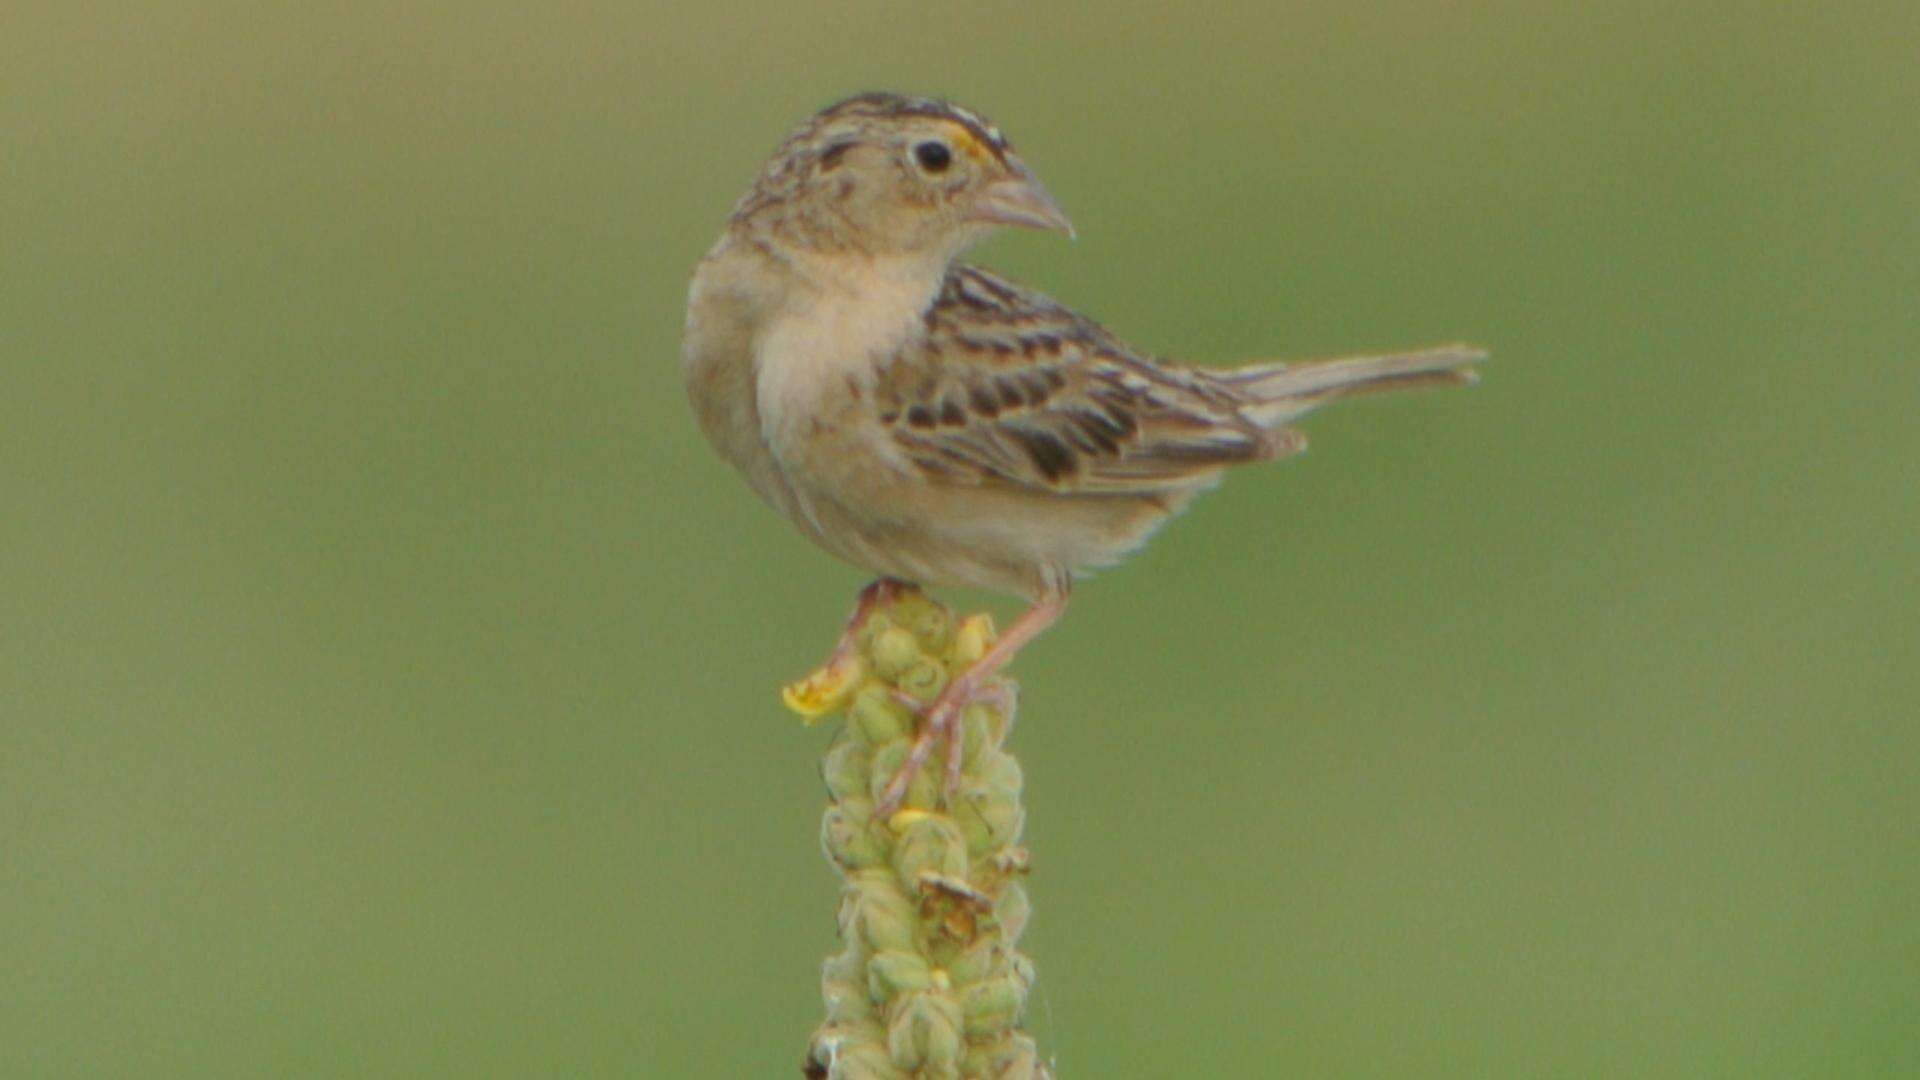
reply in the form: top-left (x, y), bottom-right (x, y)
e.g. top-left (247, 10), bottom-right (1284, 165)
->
top-left (1221, 344), bottom-right (1485, 428)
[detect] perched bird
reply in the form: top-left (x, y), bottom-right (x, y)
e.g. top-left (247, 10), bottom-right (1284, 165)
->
top-left (682, 92), bottom-right (1482, 812)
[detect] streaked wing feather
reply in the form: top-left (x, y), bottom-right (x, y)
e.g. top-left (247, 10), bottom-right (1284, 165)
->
top-left (879, 266), bottom-right (1277, 495)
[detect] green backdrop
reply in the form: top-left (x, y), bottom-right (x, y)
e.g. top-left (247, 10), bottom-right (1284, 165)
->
top-left (5, 2), bottom-right (1916, 1075)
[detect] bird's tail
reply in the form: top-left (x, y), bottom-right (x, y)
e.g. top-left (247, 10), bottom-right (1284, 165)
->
top-left (1218, 344), bottom-right (1485, 429)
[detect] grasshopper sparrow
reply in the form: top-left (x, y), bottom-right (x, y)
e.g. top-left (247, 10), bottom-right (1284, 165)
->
top-left (682, 93), bottom-right (1482, 813)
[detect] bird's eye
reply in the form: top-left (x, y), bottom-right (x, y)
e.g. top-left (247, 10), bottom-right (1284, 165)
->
top-left (913, 141), bottom-right (953, 173)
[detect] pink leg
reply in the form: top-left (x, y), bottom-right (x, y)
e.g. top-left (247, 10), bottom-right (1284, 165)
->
top-left (886, 681), bottom-right (1019, 795)
top-left (822, 578), bottom-right (909, 669)
top-left (876, 589), bottom-right (1067, 818)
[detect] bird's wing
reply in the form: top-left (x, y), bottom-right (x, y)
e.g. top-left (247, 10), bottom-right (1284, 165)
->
top-left (876, 265), bottom-right (1291, 495)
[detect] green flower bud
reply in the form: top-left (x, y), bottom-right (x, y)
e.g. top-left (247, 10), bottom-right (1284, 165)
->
top-left (868, 744), bottom-right (938, 813)
top-left (956, 780), bottom-right (1023, 856)
top-left (894, 657), bottom-right (948, 704)
top-left (869, 626), bottom-right (922, 681)
top-left (846, 871), bottom-right (917, 954)
top-left (887, 990), bottom-right (963, 1076)
top-left (958, 703), bottom-right (994, 769)
top-left (960, 974), bottom-right (1026, 1037)
top-left (892, 812), bottom-right (968, 884)
top-left (898, 765), bottom-right (941, 814)
top-left (975, 751), bottom-right (1024, 802)
top-left (822, 737), bottom-right (871, 801)
top-left (854, 612), bottom-right (897, 654)
top-left (866, 738), bottom-right (907, 786)
top-left (849, 685), bottom-right (911, 747)
top-left (895, 594), bottom-right (955, 656)
top-left (955, 797), bottom-right (993, 859)
top-left (944, 936), bottom-right (1006, 989)
top-left (866, 949), bottom-right (933, 1000)
top-left (821, 802), bottom-right (885, 872)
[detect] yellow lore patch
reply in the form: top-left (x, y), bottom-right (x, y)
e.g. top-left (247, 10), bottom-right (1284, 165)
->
top-left (946, 122), bottom-right (992, 163)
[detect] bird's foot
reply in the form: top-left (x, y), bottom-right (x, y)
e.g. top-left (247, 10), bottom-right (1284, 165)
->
top-left (874, 674), bottom-right (1015, 819)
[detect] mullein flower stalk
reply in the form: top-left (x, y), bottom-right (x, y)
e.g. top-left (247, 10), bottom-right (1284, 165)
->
top-left (785, 589), bottom-right (1048, 1080)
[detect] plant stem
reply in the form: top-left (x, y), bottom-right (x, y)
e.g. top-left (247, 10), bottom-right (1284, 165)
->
top-left (788, 589), bottom-right (1049, 1080)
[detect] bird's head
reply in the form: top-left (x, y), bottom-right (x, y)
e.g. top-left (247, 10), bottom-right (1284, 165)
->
top-left (731, 93), bottom-right (1073, 263)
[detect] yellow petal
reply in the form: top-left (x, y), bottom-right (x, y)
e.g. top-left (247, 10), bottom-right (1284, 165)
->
top-left (886, 807), bottom-right (937, 832)
top-left (781, 655), bottom-right (866, 723)
top-left (951, 614), bottom-right (998, 667)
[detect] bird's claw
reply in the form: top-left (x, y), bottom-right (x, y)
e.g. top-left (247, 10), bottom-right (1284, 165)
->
top-left (875, 679), bottom-right (974, 819)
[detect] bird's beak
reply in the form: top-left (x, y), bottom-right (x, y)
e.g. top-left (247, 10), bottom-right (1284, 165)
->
top-left (966, 157), bottom-right (1075, 237)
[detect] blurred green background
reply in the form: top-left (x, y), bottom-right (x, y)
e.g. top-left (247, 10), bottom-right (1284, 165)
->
top-left (5, 2), bottom-right (1916, 1075)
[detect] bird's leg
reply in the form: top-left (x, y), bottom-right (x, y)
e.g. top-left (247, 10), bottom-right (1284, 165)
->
top-left (876, 590), bottom-right (1067, 818)
top-left (829, 578), bottom-right (910, 667)
top-left (783, 578), bottom-right (911, 719)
